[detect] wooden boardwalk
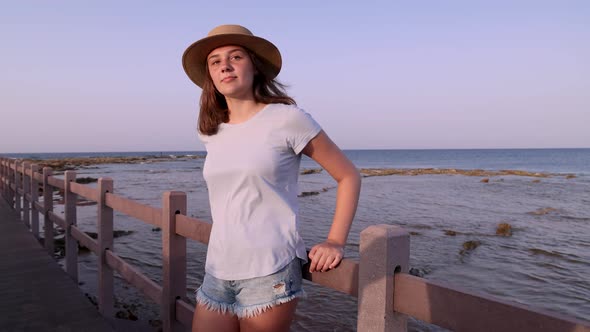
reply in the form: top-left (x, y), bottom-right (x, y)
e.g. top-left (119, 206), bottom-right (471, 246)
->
top-left (0, 198), bottom-right (114, 332)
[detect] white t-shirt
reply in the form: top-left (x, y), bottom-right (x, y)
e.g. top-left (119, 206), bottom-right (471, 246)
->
top-left (198, 103), bottom-right (322, 280)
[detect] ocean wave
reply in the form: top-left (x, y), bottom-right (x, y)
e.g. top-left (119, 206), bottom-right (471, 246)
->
top-left (148, 170), bottom-right (170, 174)
top-left (528, 248), bottom-right (587, 265)
top-left (523, 272), bottom-right (547, 283)
top-left (561, 215), bottom-right (590, 222)
top-left (412, 224), bottom-right (434, 230)
top-left (529, 248), bottom-right (564, 258)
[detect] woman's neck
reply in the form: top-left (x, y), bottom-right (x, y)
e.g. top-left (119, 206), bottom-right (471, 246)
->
top-left (226, 98), bottom-right (266, 124)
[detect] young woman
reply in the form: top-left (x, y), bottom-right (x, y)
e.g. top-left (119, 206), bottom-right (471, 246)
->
top-left (182, 24), bottom-right (361, 332)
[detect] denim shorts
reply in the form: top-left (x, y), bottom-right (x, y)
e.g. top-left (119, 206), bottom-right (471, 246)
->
top-left (195, 258), bottom-right (305, 318)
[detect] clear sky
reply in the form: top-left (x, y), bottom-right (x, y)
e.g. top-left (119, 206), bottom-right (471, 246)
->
top-left (1, 1), bottom-right (588, 153)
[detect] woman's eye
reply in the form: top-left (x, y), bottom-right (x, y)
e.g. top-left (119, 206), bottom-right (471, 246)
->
top-left (210, 60), bottom-right (220, 66)
top-left (231, 55), bottom-right (242, 60)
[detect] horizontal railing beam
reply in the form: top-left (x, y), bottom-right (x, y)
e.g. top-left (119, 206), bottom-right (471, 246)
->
top-left (33, 201), bottom-right (43, 212)
top-left (303, 258), bottom-right (359, 297)
top-left (176, 299), bottom-right (195, 328)
top-left (48, 211), bottom-right (66, 229)
top-left (175, 214), bottom-right (211, 244)
top-left (105, 250), bottom-right (163, 304)
top-left (71, 225), bottom-right (99, 254)
top-left (105, 193), bottom-right (162, 227)
top-left (34, 172), bottom-right (44, 183)
top-left (47, 176), bottom-right (64, 190)
top-left (69, 182), bottom-right (99, 202)
top-left (393, 273), bottom-right (590, 332)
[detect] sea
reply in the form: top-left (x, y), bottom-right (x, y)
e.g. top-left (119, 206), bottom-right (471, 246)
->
top-left (4, 149), bottom-right (590, 331)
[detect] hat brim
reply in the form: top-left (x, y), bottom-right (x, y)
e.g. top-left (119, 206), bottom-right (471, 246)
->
top-left (182, 34), bottom-right (282, 88)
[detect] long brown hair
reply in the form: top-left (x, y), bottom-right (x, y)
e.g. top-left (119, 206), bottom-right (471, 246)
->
top-left (198, 49), bottom-right (296, 136)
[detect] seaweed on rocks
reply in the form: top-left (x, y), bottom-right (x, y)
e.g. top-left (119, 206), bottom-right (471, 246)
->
top-left (527, 207), bottom-right (557, 216)
top-left (23, 155), bottom-right (204, 172)
top-left (496, 223), bottom-right (512, 236)
top-left (360, 168), bottom-right (551, 178)
top-left (301, 168), bottom-right (323, 175)
top-left (460, 240), bottom-right (481, 255)
top-left (298, 191), bottom-right (320, 197)
top-left (75, 177), bottom-right (98, 184)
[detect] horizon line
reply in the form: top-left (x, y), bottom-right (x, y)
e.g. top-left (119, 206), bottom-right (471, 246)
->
top-left (1, 147), bottom-right (590, 155)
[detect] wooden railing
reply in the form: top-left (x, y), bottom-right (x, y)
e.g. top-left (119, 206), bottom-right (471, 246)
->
top-left (0, 157), bottom-right (588, 332)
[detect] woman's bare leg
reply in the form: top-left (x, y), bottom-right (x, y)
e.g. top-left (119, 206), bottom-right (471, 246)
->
top-left (239, 299), bottom-right (299, 332)
top-left (192, 303), bottom-right (239, 332)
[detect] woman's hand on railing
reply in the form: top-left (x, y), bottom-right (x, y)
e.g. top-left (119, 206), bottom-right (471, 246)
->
top-left (308, 240), bottom-right (344, 273)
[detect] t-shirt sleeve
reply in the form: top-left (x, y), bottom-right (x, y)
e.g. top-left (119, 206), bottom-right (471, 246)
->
top-left (286, 107), bottom-right (322, 154)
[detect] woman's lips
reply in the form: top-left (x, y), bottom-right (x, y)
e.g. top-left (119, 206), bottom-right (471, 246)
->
top-left (221, 76), bottom-right (236, 83)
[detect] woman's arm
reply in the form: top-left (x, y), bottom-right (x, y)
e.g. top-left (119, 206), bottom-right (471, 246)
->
top-left (302, 130), bottom-right (361, 273)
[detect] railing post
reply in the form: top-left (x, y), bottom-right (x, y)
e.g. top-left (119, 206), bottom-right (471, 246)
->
top-left (31, 164), bottom-right (40, 238)
top-left (14, 160), bottom-right (21, 214)
top-left (2, 158), bottom-right (6, 201)
top-left (358, 225), bottom-right (410, 332)
top-left (3, 158), bottom-right (8, 202)
top-left (0, 158), bottom-right (5, 201)
top-left (97, 177), bottom-right (114, 319)
top-left (64, 170), bottom-right (78, 282)
top-left (22, 162), bottom-right (31, 228)
top-left (10, 160), bottom-right (16, 206)
top-left (4, 158), bottom-right (8, 201)
top-left (43, 167), bottom-right (54, 255)
top-left (162, 191), bottom-right (187, 332)
top-left (3, 158), bottom-right (7, 200)
top-left (4, 159), bottom-right (10, 204)
top-left (0, 158), bottom-right (4, 199)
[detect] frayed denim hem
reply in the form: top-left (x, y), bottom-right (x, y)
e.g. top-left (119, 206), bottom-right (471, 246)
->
top-left (235, 289), bottom-right (307, 319)
top-left (195, 287), bottom-right (233, 316)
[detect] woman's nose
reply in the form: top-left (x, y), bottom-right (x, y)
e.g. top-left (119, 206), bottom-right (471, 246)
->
top-left (221, 61), bottom-right (233, 73)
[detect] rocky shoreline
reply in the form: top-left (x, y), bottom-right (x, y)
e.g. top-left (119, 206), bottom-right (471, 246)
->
top-left (14, 156), bottom-right (576, 179)
top-left (22, 155), bottom-right (203, 172)
top-left (359, 168), bottom-right (560, 178)
top-left (301, 167), bottom-right (575, 178)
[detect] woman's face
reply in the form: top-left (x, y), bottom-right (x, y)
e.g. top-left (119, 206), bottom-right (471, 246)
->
top-left (206, 45), bottom-right (256, 99)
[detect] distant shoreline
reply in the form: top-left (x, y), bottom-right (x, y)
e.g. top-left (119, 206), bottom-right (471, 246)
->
top-left (2, 148), bottom-right (588, 175)
top-left (2, 147), bottom-right (590, 154)
top-left (5, 155), bottom-right (576, 178)
top-left (15, 155), bottom-right (203, 172)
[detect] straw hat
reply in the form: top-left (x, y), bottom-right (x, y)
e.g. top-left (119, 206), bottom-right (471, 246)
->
top-left (182, 24), bottom-right (282, 88)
